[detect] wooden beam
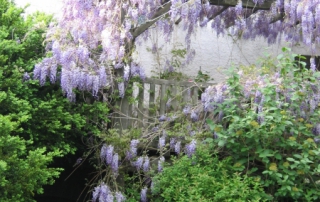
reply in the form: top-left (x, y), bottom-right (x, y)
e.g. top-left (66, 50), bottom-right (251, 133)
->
top-left (208, 0), bottom-right (274, 10)
top-left (209, 6), bottom-right (229, 20)
top-left (132, 2), bottom-right (172, 39)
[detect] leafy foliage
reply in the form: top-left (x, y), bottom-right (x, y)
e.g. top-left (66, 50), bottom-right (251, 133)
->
top-left (0, 1), bottom-right (109, 201)
top-left (151, 145), bottom-right (269, 202)
top-left (206, 48), bottom-right (320, 201)
top-left (0, 113), bottom-right (63, 201)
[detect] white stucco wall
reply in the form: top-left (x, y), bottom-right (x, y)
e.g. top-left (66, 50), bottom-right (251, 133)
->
top-left (135, 23), bottom-right (320, 83)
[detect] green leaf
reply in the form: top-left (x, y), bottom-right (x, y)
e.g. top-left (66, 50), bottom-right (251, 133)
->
top-left (218, 139), bottom-right (226, 147)
top-left (206, 119), bottom-right (215, 131)
top-left (287, 158), bottom-right (295, 162)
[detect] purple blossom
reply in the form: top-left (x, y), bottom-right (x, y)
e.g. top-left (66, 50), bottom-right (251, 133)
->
top-left (174, 141), bottom-right (181, 155)
top-left (200, 17), bottom-right (209, 27)
top-left (114, 62), bottom-right (124, 69)
top-left (106, 145), bottom-right (114, 166)
top-left (235, 0), bottom-right (243, 15)
top-left (23, 72), bottom-right (30, 82)
top-left (152, 126), bottom-right (159, 132)
top-left (92, 75), bottom-right (100, 96)
top-left (311, 57), bottom-right (316, 72)
top-left (143, 156), bottom-right (150, 172)
top-left (140, 187), bottom-right (148, 202)
top-left (151, 43), bottom-right (157, 54)
top-left (158, 156), bottom-right (165, 172)
top-left (115, 191), bottom-right (126, 202)
top-left (127, 139), bottom-right (139, 160)
top-left (166, 98), bottom-right (172, 108)
top-left (170, 138), bottom-right (176, 149)
top-left (254, 90), bottom-right (262, 103)
top-left (190, 111), bottom-right (199, 122)
top-left (183, 105), bottom-right (191, 115)
top-left (33, 64), bottom-right (41, 80)
top-left (60, 49), bottom-right (73, 67)
top-left (189, 131), bottom-right (196, 137)
top-left (134, 156), bottom-right (143, 170)
top-left (40, 66), bottom-right (49, 86)
top-left (112, 153), bottom-right (119, 175)
top-left (159, 136), bottom-right (166, 148)
top-left (185, 139), bottom-right (197, 158)
top-left (159, 115), bottom-right (167, 122)
top-left (92, 185), bottom-right (101, 201)
top-left (98, 66), bottom-right (108, 87)
top-left (73, 157), bottom-right (83, 167)
top-left (92, 183), bottom-right (110, 202)
top-left (123, 65), bottom-right (130, 81)
top-left (106, 194), bottom-right (114, 202)
top-left (100, 144), bottom-right (107, 161)
top-left (77, 46), bottom-right (90, 63)
top-left (310, 99), bottom-right (316, 113)
top-left (313, 124), bottom-right (320, 136)
top-left (49, 64), bottom-right (57, 83)
top-left (118, 82), bottom-right (125, 98)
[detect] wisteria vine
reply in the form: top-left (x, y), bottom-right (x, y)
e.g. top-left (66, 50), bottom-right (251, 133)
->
top-left (34, 0), bottom-right (320, 101)
top-left (32, 0), bottom-right (320, 201)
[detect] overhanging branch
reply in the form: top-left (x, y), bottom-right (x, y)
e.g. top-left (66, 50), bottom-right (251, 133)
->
top-left (131, 2), bottom-right (172, 39)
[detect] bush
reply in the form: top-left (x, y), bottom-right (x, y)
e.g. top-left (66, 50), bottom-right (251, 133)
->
top-left (151, 145), bottom-right (269, 202)
top-left (206, 48), bottom-right (320, 201)
top-left (0, 1), bottom-right (109, 200)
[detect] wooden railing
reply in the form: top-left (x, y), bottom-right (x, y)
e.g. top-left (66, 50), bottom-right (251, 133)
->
top-left (111, 78), bottom-right (214, 130)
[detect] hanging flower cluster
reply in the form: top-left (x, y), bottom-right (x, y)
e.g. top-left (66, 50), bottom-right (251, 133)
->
top-left (34, 0), bottom-right (320, 101)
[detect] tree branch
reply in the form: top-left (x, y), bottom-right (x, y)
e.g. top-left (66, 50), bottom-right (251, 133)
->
top-left (209, 6), bottom-right (229, 20)
top-left (131, 2), bottom-right (172, 40)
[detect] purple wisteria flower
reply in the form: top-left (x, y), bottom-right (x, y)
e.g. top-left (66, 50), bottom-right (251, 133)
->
top-left (123, 65), bottom-right (130, 81)
top-left (126, 139), bottom-right (139, 160)
top-left (185, 139), bottom-right (197, 158)
top-left (106, 145), bottom-right (114, 166)
top-left (140, 187), bottom-right (148, 202)
top-left (115, 191), bottom-right (126, 202)
top-left (235, 0), bottom-right (243, 15)
top-left (311, 57), bottom-right (316, 72)
top-left (158, 156), bottom-right (165, 172)
top-left (100, 144), bottom-right (107, 161)
top-left (183, 105), bottom-right (191, 115)
top-left (159, 115), bottom-right (167, 122)
top-left (23, 72), bottom-right (30, 82)
top-left (166, 98), bottom-right (172, 108)
top-left (143, 156), bottom-right (150, 172)
top-left (118, 82), bottom-right (125, 98)
top-left (313, 124), bottom-right (320, 136)
top-left (159, 136), bottom-right (166, 149)
top-left (134, 156), bottom-right (144, 170)
top-left (189, 131), bottom-right (196, 137)
top-left (111, 153), bottom-right (119, 175)
top-left (174, 141), bottom-right (181, 155)
top-left (190, 111), bottom-right (199, 122)
top-left (92, 183), bottom-right (111, 202)
top-left (170, 138), bottom-right (176, 150)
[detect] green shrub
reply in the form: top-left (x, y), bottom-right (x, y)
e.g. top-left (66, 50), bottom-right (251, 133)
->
top-left (151, 145), bottom-right (269, 202)
top-left (207, 48), bottom-right (320, 201)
